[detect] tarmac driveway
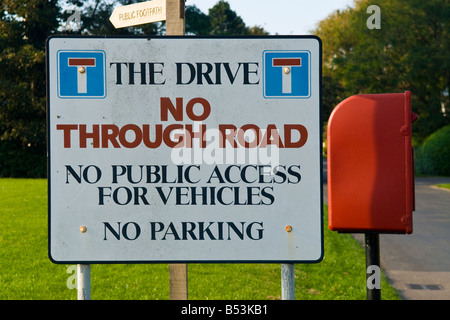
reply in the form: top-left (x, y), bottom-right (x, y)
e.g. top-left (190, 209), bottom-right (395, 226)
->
top-left (375, 177), bottom-right (450, 299)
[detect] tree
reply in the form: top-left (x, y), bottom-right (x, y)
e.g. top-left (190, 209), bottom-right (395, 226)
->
top-left (247, 25), bottom-right (269, 36)
top-left (186, 4), bottom-right (211, 35)
top-left (0, 0), bottom-right (268, 177)
top-left (60, 0), bottom-right (162, 35)
top-left (315, 0), bottom-right (450, 143)
top-left (186, 1), bottom-right (269, 36)
top-left (208, 0), bottom-right (247, 35)
top-left (0, 0), bottom-right (60, 177)
top-left (59, 1), bottom-right (268, 36)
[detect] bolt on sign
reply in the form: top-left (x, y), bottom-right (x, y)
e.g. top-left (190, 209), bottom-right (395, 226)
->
top-left (46, 36), bottom-right (323, 263)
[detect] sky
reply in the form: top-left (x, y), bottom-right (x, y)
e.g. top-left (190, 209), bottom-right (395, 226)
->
top-left (186, 0), bottom-right (356, 35)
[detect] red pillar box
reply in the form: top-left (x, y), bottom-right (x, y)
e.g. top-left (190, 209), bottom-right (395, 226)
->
top-left (327, 91), bottom-right (417, 234)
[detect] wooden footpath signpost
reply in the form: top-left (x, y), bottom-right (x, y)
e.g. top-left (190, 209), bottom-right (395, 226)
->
top-left (165, 0), bottom-right (188, 301)
top-left (110, 0), bottom-right (188, 301)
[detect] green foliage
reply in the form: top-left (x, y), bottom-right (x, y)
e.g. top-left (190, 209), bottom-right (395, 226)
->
top-left (316, 0), bottom-right (450, 142)
top-left (415, 125), bottom-right (450, 176)
top-left (0, 0), bottom-right (60, 178)
top-left (0, 1), bottom-right (268, 178)
top-left (208, 0), bottom-right (247, 35)
top-left (0, 140), bottom-right (46, 177)
top-left (322, 75), bottom-right (344, 125)
top-left (186, 4), bottom-right (211, 35)
top-left (186, 1), bottom-right (268, 36)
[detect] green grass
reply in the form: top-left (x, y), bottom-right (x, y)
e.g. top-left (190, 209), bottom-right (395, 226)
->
top-left (0, 178), bottom-right (400, 300)
top-left (436, 183), bottom-right (450, 190)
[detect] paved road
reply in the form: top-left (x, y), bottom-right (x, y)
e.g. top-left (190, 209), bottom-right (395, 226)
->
top-left (377, 177), bottom-right (450, 299)
top-left (323, 161), bottom-right (450, 299)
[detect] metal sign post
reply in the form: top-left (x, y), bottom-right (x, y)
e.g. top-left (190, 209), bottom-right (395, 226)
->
top-left (77, 264), bottom-right (91, 300)
top-left (281, 263), bottom-right (295, 300)
top-left (365, 233), bottom-right (381, 300)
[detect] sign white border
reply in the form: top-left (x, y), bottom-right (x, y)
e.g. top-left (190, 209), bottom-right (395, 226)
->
top-left (47, 36), bottom-right (323, 264)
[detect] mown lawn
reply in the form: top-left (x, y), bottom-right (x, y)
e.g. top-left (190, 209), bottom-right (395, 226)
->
top-left (0, 178), bottom-right (400, 300)
top-left (436, 183), bottom-right (450, 190)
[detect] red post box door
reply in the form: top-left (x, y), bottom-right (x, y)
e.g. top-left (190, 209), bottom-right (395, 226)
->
top-left (327, 91), bottom-right (415, 234)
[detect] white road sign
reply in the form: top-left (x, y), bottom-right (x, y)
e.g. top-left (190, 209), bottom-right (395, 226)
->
top-left (109, 0), bottom-right (166, 29)
top-left (46, 36), bottom-right (323, 263)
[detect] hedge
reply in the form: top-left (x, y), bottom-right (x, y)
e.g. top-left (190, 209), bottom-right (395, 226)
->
top-left (0, 140), bottom-right (46, 178)
top-left (415, 125), bottom-right (450, 176)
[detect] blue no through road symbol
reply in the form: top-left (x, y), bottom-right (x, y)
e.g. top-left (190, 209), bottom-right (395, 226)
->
top-left (263, 50), bottom-right (310, 99)
top-left (57, 50), bottom-right (106, 99)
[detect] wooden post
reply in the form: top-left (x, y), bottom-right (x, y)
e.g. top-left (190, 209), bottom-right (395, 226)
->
top-left (169, 263), bottom-right (188, 300)
top-left (166, 0), bottom-right (188, 300)
top-left (166, 0), bottom-right (185, 35)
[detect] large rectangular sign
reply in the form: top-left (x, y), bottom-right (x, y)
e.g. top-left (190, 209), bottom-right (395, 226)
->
top-left (47, 36), bottom-right (323, 263)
